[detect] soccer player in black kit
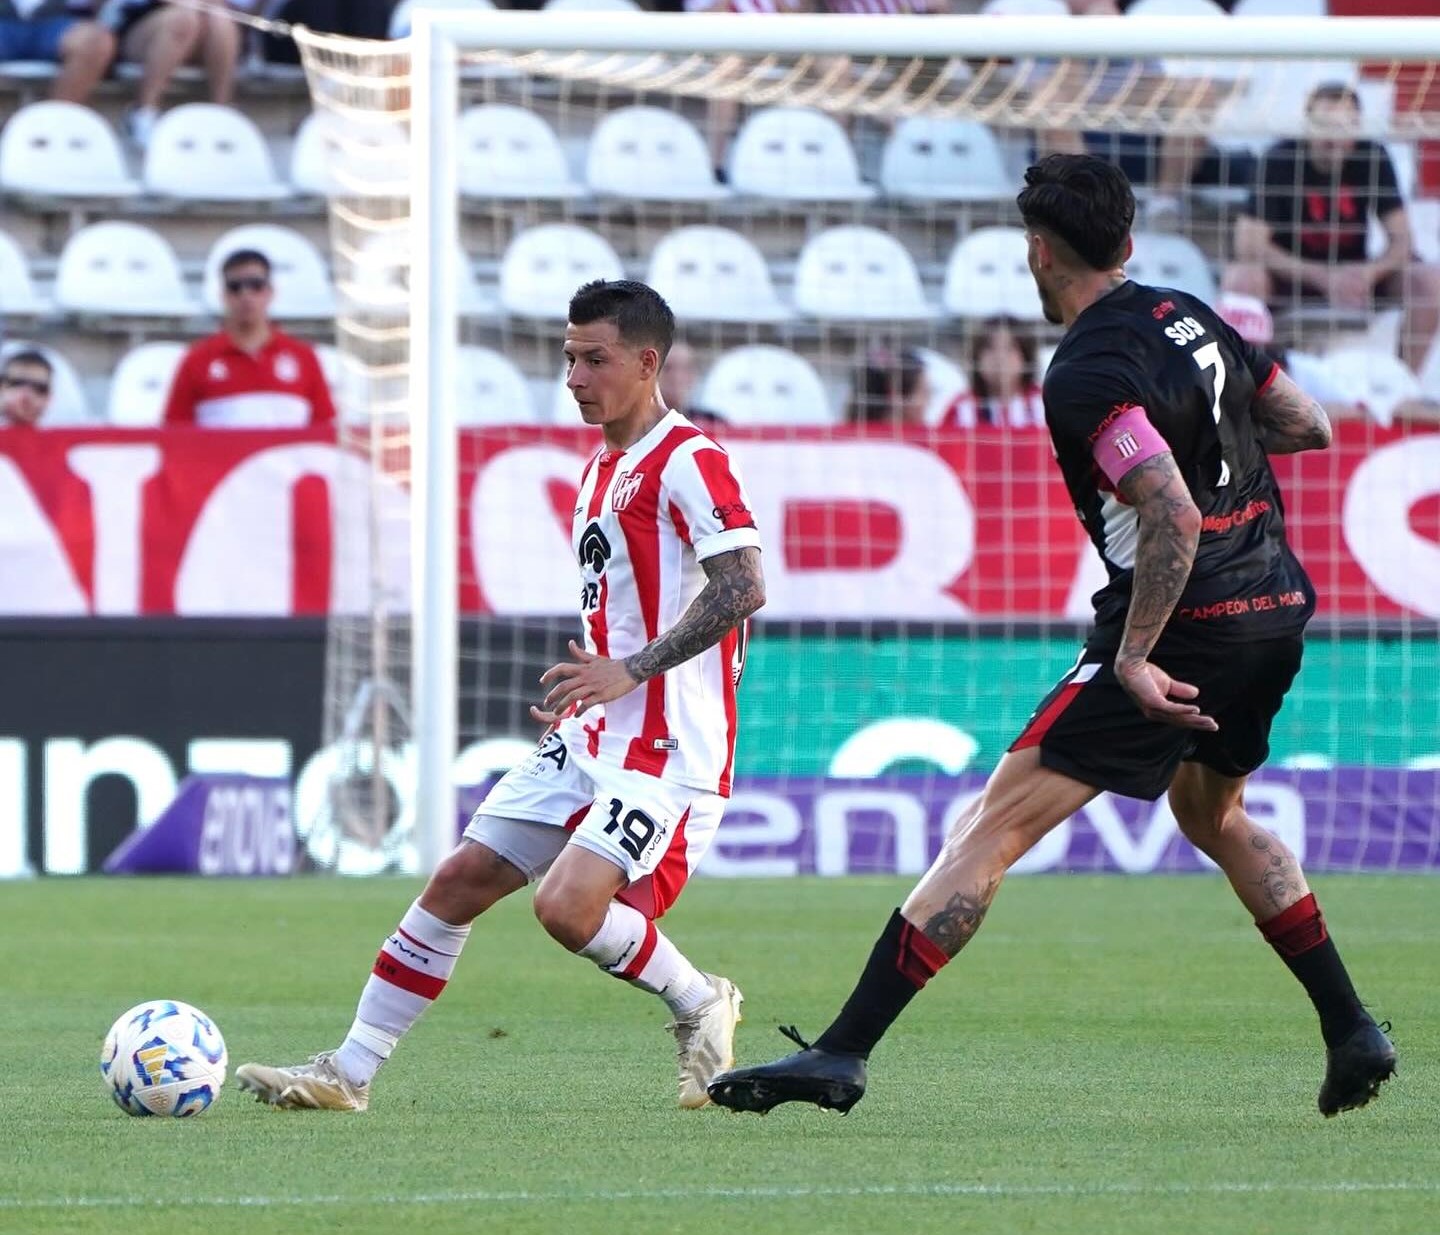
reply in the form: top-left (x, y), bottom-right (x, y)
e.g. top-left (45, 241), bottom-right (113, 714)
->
top-left (708, 154), bottom-right (1396, 1120)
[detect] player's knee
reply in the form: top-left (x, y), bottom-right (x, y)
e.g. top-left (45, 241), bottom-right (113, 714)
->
top-left (420, 841), bottom-right (517, 924)
top-left (532, 885), bottom-right (601, 953)
top-left (1168, 782), bottom-right (1239, 850)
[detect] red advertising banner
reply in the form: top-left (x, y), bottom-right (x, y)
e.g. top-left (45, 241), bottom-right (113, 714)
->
top-left (0, 425), bottom-right (1435, 620)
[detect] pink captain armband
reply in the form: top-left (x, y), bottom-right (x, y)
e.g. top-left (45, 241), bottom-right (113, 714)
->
top-left (1091, 405), bottom-right (1171, 485)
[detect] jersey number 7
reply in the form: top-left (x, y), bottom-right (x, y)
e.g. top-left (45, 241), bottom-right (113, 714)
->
top-left (1193, 342), bottom-right (1231, 488)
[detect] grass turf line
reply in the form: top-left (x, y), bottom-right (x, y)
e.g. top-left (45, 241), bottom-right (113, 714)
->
top-left (5, 875), bottom-right (1437, 1235)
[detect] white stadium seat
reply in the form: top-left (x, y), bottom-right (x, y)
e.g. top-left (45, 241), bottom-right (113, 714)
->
top-left (143, 104), bottom-right (288, 201)
top-left (107, 342), bottom-right (187, 427)
top-left (456, 347), bottom-right (539, 426)
top-left (1323, 348), bottom-right (1422, 429)
top-left (0, 102), bottom-right (138, 198)
top-left (499, 224), bottom-right (624, 319)
top-left (793, 226), bottom-right (930, 322)
top-left (645, 226), bottom-right (790, 324)
top-left (55, 222), bottom-right (194, 317)
top-left (340, 224), bottom-right (489, 317)
top-left (728, 107), bottom-right (877, 202)
top-left (942, 226), bottom-right (1043, 321)
top-left (880, 118), bottom-right (1012, 202)
top-left (0, 230), bottom-right (46, 316)
top-left (202, 224), bottom-right (336, 320)
top-left (1125, 232), bottom-right (1217, 303)
top-left (291, 111), bottom-right (408, 199)
top-left (1, 341), bottom-right (90, 425)
top-left (586, 107), bottom-right (728, 202)
top-left (699, 346), bottom-right (834, 426)
top-left (457, 105), bottom-right (583, 200)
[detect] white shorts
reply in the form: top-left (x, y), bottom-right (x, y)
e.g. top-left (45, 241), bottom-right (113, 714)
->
top-left (461, 730), bottom-right (725, 920)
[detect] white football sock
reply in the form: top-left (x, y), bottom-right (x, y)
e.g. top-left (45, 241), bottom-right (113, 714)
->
top-left (334, 900), bottom-right (471, 1086)
top-left (579, 900), bottom-right (715, 1017)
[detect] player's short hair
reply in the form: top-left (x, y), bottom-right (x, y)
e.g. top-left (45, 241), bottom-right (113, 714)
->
top-left (1017, 154), bottom-right (1135, 272)
top-left (1307, 81), bottom-right (1361, 113)
top-left (2, 349), bottom-right (52, 376)
top-left (221, 248), bottom-right (272, 277)
top-left (568, 279), bottom-right (674, 363)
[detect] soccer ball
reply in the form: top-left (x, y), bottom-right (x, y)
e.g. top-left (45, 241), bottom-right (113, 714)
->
top-left (100, 1000), bottom-right (228, 1117)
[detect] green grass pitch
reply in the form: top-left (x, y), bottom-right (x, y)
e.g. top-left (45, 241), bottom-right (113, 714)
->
top-left (6, 874), bottom-right (1438, 1235)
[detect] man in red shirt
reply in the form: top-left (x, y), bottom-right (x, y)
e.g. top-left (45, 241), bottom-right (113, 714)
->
top-left (163, 248), bottom-right (336, 428)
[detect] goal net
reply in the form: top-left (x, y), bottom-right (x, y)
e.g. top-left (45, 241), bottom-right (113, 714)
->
top-left (293, 12), bottom-right (1440, 878)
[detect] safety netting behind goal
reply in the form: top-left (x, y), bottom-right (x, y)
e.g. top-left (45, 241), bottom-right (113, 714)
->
top-left (295, 17), bottom-right (1440, 877)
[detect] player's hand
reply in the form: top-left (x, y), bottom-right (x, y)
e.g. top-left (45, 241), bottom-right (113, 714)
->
top-left (1114, 658), bottom-right (1219, 731)
top-left (1328, 264), bottom-right (1374, 310)
top-left (531, 639), bottom-right (640, 725)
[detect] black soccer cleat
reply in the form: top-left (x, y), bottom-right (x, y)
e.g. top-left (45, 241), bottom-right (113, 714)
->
top-left (1318, 1019), bottom-right (1397, 1117)
top-left (706, 1026), bottom-right (867, 1115)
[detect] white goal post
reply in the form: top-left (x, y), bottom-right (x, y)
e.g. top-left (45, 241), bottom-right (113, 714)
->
top-left (296, 12), bottom-right (1440, 875)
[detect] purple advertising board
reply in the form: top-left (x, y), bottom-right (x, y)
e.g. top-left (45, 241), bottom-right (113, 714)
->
top-left (109, 770), bottom-right (1438, 877)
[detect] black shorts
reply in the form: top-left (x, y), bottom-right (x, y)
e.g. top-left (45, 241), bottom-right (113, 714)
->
top-left (1009, 634), bottom-right (1305, 801)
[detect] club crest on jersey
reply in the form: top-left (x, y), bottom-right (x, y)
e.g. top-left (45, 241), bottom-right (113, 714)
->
top-left (1114, 430), bottom-right (1140, 459)
top-left (611, 471), bottom-right (645, 512)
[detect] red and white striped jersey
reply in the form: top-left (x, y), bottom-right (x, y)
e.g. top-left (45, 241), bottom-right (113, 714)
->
top-left (559, 410), bottom-right (762, 798)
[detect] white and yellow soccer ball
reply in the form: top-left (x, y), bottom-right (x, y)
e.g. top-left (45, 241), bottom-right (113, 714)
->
top-left (100, 1000), bottom-right (228, 1117)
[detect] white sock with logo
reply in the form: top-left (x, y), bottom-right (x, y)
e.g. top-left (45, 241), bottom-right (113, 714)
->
top-left (579, 900), bottom-right (714, 1017)
top-left (333, 900), bottom-right (472, 1087)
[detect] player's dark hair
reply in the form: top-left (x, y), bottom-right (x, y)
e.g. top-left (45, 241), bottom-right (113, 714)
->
top-left (3, 349), bottom-right (52, 376)
top-left (965, 315), bottom-right (1037, 403)
top-left (845, 345), bottom-right (924, 424)
top-left (1017, 154), bottom-right (1134, 272)
top-left (1307, 81), bottom-right (1361, 112)
top-left (569, 279), bottom-right (674, 363)
top-left (221, 248), bottom-right (272, 277)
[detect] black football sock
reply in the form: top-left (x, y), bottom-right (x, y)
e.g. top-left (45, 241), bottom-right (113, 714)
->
top-left (813, 909), bottom-right (950, 1059)
top-left (1259, 893), bottom-right (1370, 1048)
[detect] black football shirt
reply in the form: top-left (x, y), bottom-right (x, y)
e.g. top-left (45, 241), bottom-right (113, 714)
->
top-left (1043, 280), bottom-right (1316, 647)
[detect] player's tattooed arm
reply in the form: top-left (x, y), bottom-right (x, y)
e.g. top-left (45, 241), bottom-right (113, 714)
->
top-left (1111, 452), bottom-right (1216, 731)
top-left (1116, 450), bottom-right (1202, 667)
top-left (623, 546), bottom-right (765, 684)
top-left (1252, 368), bottom-right (1332, 455)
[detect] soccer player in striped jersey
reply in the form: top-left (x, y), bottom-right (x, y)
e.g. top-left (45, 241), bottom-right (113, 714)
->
top-left (237, 280), bottom-right (765, 1112)
top-left (709, 154), bottom-right (1395, 1121)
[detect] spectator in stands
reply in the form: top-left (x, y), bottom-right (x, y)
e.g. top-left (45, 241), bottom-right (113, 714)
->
top-left (0, 2), bottom-right (114, 104)
top-left (163, 249), bottom-right (337, 428)
top-left (843, 346), bottom-right (929, 426)
top-left (0, 350), bottom-right (53, 428)
top-left (942, 316), bottom-right (1046, 428)
top-left (101, 1), bottom-right (242, 148)
top-left (1223, 81), bottom-right (1440, 373)
top-left (1221, 82), bottom-right (1440, 371)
